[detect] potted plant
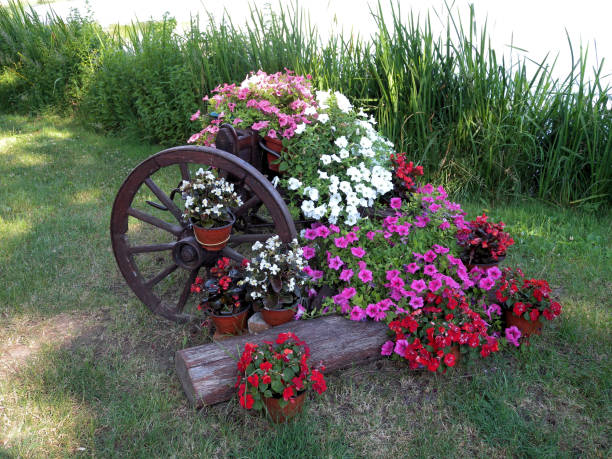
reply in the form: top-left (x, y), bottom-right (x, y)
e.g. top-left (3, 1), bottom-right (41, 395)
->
top-left (241, 236), bottom-right (308, 326)
top-left (390, 152), bottom-right (424, 196)
top-left (495, 267), bottom-right (562, 343)
top-left (236, 332), bottom-right (327, 422)
top-left (456, 213), bottom-right (514, 268)
top-left (188, 70), bottom-right (319, 172)
top-left (180, 168), bottom-right (243, 251)
top-left (192, 257), bottom-right (251, 335)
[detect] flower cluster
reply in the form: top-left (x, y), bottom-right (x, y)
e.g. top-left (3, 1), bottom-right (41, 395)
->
top-left (240, 236), bottom-right (308, 309)
top-left (180, 168), bottom-right (242, 227)
top-left (456, 213), bottom-right (514, 265)
top-left (495, 267), bottom-right (562, 322)
top-left (236, 332), bottom-right (326, 411)
top-left (390, 152), bottom-right (424, 193)
top-left (191, 257), bottom-right (249, 315)
top-left (188, 70), bottom-right (318, 145)
top-left (281, 92), bottom-right (394, 226)
top-left (300, 211), bottom-right (500, 371)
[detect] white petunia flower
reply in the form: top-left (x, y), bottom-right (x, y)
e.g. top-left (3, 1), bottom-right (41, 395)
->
top-left (304, 106), bottom-right (317, 116)
top-left (360, 137), bottom-right (373, 149)
top-left (331, 154), bottom-right (341, 163)
top-left (334, 91), bottom-right (353, 113)
top-left (287, 177), bottom-right (302, 190)
top-left (295, 123), bottom-right (306, 134)
top-left (320, 155), bottom-right (332, 165)
top-left (318, 114), bottom-right (330, 124)
top-left (338, 148), bottom-right (349, 159)
top-left (301, 200), bottom-right (315, 215)
top-left (334, 136), bottom-right (348, 149)
top-left (318, 170), bottom-right (329, 180)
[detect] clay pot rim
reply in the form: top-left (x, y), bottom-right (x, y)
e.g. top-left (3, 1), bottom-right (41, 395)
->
top-left (262, 305), bottom-right (297, 312)
top-left (208, 305), bottom-right (250, 318)
top-left (265, 389), bottom-right (306, 401)
top-left (191, 210), bottom-right (236, 231)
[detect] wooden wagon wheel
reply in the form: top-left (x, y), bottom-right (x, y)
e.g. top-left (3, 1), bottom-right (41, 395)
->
top-left (110, 146), bottom-right (297, 323)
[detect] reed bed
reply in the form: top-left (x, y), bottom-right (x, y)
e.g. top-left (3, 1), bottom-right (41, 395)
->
top-left (0, 0), bottom-right (609, 205)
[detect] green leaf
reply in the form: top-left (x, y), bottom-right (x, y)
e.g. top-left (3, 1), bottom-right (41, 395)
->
top-left (283, 367), bottom-right (295, 381)
top-left (264, 389), bottom-right (272, 398)
top-left (252, 399), bottom-right (263, 411)
top-left (271, 379), bottom-right (284, 394)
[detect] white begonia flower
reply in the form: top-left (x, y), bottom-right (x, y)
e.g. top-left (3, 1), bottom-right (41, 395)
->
top-left (312, 204), bottom-right (328, 219)
top-left (330, 126), bottom-right (336, 131)
top-left (328, 182), bottom-right (339, 194)
top-left (360, 147), bottom-right (375, 158)
top-left (318, 170), bottom-right (329, 180)
top-left (368, 115), bottom-right (377, 125)
top-left (301, 200), bottom-right (315, 215)
top-left (185, 196), bottom-right (194, 208)
top-left (318, 114), bottom-right (330, 124)
top-left (357, 108), bottom-right (367, 118)
top-left (360, 136), bottom-right (373, 149)
top-left (346, 166), bottom-right (362, 182)
top-left (334, 136), bottom-right (348, 149)
top-left (320, 155), bottom-right (332, 165)
top-left (252, 241), bottom-right (263, 251)
top-left (196, 168), bottom-right (205, 176)
top-left (304, 106), bottom-right (317, 116)
top-left (334, 91), bottom-right (353, 113)
top-left (339, 181), bottom-right (352, 194)
top-left (339, 148), bottom-right (349, 159)
top-left (306, 187), bottom-right (319, 201)
top-left (329, 175), bottom-right (340, 184)
top-left (295, 123), bottom-right (306, 134)
top-left (329, 193), bottom-right (342, 205)
top-left (287, 177), bottom-right (302, 190)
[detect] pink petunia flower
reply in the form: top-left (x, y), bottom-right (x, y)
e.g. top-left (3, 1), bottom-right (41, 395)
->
top-left (439, 221), bottom-right (451, 230)
top-left (190, 110), bottom-right (201, 121)
top-left (251, 120), bottom-right (270, 131)
top-left (267, 129), bottom-right (277, 138)
top-left (409, 296), bottom-right (424, 309)
top-left (334, 237), bottom-right (349, 249)
top-left (505, 326), bottom-right (521, 347)
top-left (423, 250), bottom-right (437, 263)
top-left (428, 279), bottom-right (443, 292)
top-left (345, 232), bottom-right (359, 243)
top-left (341, 287), bottom-right (357, 299)
top-left (303, 229), bottom-right (317, 240)
top-left (350, 306), bottom-right (366, 321)
top-left (394, 339), bottom-right (409, 356)
top-left (366, 231), bottom-right (376, 240)
top-left (328, 256), bottom-right (344, 271)
top-left (386, 269), bottom-right (401, 280)
top-left (479, 277), bottom-right (495, 290)
top-left (351, 247), bottom-right (366, 258)
top-left (432, 244), bottom-right (450, 254)
top-left (390, 197), bottom-right (402, 209)
top-left (329, 224), bottom-right (341, 233)
top-left (423, 264), bottom-right (437, 276)
top-left (405, 263), bottom-right (420, 274)
top-left (301, 246), bottom-right (316, 259)
top-left (486, 266), bottom-right (502, 280)
top-left (316, 225), bottom-right (330, 238)
top-left (339, 269), bottom-right (354, 282)
top-left (381, 340), bottom-right (395, 356)
top-left (358, 269), bottom-right (373, 283)
top-left (410, 279), bottom-right (427, 293)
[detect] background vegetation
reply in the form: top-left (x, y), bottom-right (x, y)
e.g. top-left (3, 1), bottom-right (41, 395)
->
top-left (0, 0), bottom-right (610, 205)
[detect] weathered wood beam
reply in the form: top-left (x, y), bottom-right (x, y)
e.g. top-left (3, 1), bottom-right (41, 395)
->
top-left (175, 315), bottom-right (388, 407)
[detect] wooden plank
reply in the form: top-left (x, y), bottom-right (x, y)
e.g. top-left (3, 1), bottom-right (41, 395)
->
top-left (175, 316), bottom-right (388, 407)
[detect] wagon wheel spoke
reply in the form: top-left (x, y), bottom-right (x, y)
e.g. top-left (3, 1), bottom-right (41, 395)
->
top-left (129, 242), bottom-right (177, 254)
top-left (233, 194), bottom-right (263, 217)
top-left (144, 177), bottom-right (185, 224)
top-left (220, 246), bottom-right (249, 263)
top-left (146, 263), bottom-right (178, 288)
top-left (127, 207), bottom-right (183, 236)
top-left (179, 163), bottom-right (190, 182)
top-left (175, 267), bottom-right (200, 313)
top-left (229, 233), bottom-right (275, 244)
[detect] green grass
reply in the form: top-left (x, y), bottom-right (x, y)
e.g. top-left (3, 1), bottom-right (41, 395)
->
top-left (0, 114), bottom-right (611, 458)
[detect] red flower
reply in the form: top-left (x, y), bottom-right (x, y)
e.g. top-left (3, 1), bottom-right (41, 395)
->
top-left (444, 352), bottom-right (457, 367)
top-left (262, 374), bottom-right (271, 384)
top-left (291, 376), bottom-right (304, 390)
top-left (543, 309), bottom-right (554, 320)
top-left (247, 374), bottom-right (259, 388)
top-left (260, 361), bottom-right (272, 372)
top-left (241, 258), bottom-right (250, 267)
top-left (282, 386), bottom-right (294, 401)
top-left (239, 393), bottom-right (254, 409)
top-left (513, 302), bottom-right (526, 317)
top-left (529, 309), bottom-right (540, 322)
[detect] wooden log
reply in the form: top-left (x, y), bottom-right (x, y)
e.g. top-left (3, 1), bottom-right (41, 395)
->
top-left (175, 315), bottom-right (388, 407)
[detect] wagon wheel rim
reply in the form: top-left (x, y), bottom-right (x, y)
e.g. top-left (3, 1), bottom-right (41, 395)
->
top-left (110, 146), bottom-right (297, 323)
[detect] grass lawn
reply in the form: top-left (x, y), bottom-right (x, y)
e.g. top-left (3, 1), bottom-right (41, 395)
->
top-left (0, 114), bottom-right (610, 458)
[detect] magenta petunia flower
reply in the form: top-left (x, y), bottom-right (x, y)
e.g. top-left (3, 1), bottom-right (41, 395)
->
top-left (366, 231), bottom-right (376, 240)
top-left (358, 269), bottom-right (373, 283)
top-left (345, 231), bottom-right (359, 243)
top-left (316, 225), bottom-right (330, 238)
top-left (432, 244), bottom-right (450, 254)
top-left (340, 302), bottom-right (351, 314)
top-left (390, 197), bottom-right (402, 209)
top-left (424, 250), bottom-right (437, 262)
top-left (381, 340), bottom-right (395, 356)
top-left (303, 229), bottom-right (317, 240)
top-left (409, 296), bottom-right (424, 309)
top-left (350, 306), bottom-right (366, 321)
top-left (301, 246), bottom-right (316, 259)
top-left (405, 263), bottom-right (420, 274)
top-left (386, 269), bottom-right (401, 280)
top-left (478, 276), bottom-right (495, 291)
top-left (411, 279), bottom-right (427, 293)
top-left (394, 339), bottom-right (409, 356)
top-left (439, 221), bottom-right (451, 230)
top-left (332, 293), bottom-right (347, 305)
top-left (311, 270), bottom-right (323, 280)
top-left (190, 110), bottom-right (201, 121)
top-left (428, 203), bottom-right (441, 213)
top-left (486, 303), bottom-right (502, 319)
top-left (486, 266), bottom-right (502, 280)
top-left (414, 215), bottom-right (430, 228)
top-left (505, 326), bottom-right (522, 347)
top-left (329, 224), bottom-right (341, 233)
top-left (424, 264), bottom-right (438, 276)
top-left (358, 261), bottom-right (367, 270)
top-left (339, 268), bottom-right (354, 282)
top-left (390, 277), bottom-right (405, 289)
top-left (365, 303), bottom-right (380, 319)
top-left (341, 287), bottom-right (357, 299)
top-left (334, 236), bottom-right (349, 249)
top-left (328, 256), bottom-right (344, 271)
top-left (351, 247), bottom-right (366, 258)
top-left (428, 279), bottom-right (443, 292)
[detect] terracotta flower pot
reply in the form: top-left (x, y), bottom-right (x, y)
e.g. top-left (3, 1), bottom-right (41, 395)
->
top-left (466, 256), bottom-right (505, 271)
top-left (504, 309), bottom-right (542, 337)
top-left (192, 214), bottom-right (235, 251)
top-left (264, 135), bottom-right (283, 173)
top-left (264, 391), bottom-right (306, 423)
top-left (210, 307), bottom-right (249, 335)
top-left (261, 306), bottom-right (297, 326)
